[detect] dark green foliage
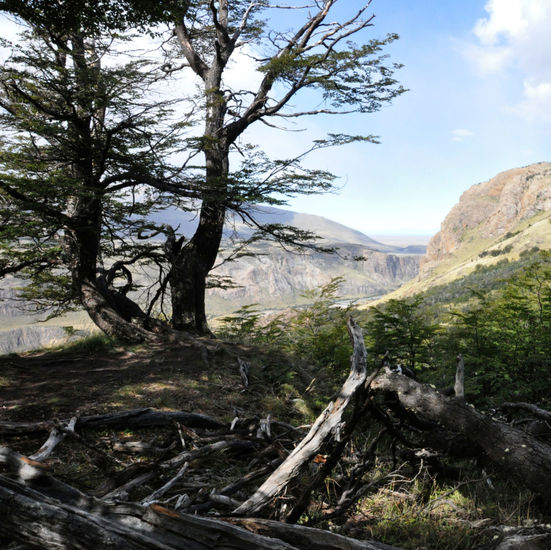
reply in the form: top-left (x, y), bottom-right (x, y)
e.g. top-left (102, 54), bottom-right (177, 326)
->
top-left (220, 249), bottom-right (551, 408)
top-left (0, 0), bottom-right (187, 34)
top-left (0, 27), bottom-right (183, 316)
top-left (445, 251), bottom-right (551, 404)
top-left (217, 278), bottom-right (356, 386)
top-left (365, 296), bottom-right (437, 372)
top-left (284, 277), bottom-right (353, 379)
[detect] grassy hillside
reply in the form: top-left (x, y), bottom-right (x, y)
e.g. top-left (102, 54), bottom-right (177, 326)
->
top-left (374, 210), bottom-right (551, 304)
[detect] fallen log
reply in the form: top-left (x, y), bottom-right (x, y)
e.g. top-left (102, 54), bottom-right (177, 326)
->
top-left (0, 475), bottom-right (298, 550)
top-left (371, 371), bottom-right (551, 496)
top-left (228, 517), bottom-right (403, 550)
top-left (0, 455), bottom-right (402, 550)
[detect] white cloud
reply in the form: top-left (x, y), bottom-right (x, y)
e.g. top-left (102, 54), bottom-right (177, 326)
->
top-left (466, 0), bottom-right (551, 119)
top-left (513, 79), bottom-right (551, 120)
top-left (451, 128), bottom-right (474, 142)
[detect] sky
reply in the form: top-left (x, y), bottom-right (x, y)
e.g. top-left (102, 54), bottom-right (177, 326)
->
top-left (250, 0), bottom-right (551, 236)
top-left (1, 1), bottom-right (550, 238)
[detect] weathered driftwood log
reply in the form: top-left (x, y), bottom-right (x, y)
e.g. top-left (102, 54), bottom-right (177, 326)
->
top-left (0, 408), bottom-right (224, 437)
top-left (0, 447), bottom-right (401, 550)
top-left (371, 372), bottom-right (551, 496)
top-left (234, 317), bottom-right (370, 517)
top-left (227, 517), bottom-right (403, 550)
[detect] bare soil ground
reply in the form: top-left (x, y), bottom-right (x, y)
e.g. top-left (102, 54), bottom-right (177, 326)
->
top-left (0, 338), bottom-right (312, 425)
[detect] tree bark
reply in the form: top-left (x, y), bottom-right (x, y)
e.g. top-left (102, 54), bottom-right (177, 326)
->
top-left (169, 198), bottom-right (225, 335)
top-left (0, 471), bottom-right (402, 550)
top-left (371, 371), bottom-right (551, 496)
top-left (227, 518), bottom-right (403, 550)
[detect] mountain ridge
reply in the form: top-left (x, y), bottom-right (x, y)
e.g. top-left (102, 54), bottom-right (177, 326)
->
top-left (372, 161), bottom-right (551, 303)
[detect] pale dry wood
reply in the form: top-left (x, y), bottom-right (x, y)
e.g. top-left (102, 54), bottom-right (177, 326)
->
top-left (162, 439), bottom-right (257, 469)
top-left (454, 354), bottom-right (465, 400)
top-left (142, 463), bottom-right (189, 506)
top-left (0, 475), bottom-right (299, 550)
top-left (103, 471), bottom-right (157, 502)
top-left (233, 317), bottom-right (368, 516)
top-left (226, 517), bottom-right (403, 550)
top-left (29, 417), bottom-right (77, 461)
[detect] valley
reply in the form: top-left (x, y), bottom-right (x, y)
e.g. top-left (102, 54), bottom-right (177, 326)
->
top-left (2, 162), bottom-right (551, 354)
top-left (0, 207), bottom-right (426, 354)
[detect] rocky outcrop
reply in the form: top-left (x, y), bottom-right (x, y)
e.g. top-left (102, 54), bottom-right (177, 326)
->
top-left (421, 162), bottom-right (551, 276)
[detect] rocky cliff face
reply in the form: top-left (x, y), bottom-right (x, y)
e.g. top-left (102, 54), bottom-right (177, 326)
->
top-left (421, 162), bottom-right (551, 276)
top-left (207, 243), bottom-right (420, 312)
top-left (0, 326), bottom-right (72, 355)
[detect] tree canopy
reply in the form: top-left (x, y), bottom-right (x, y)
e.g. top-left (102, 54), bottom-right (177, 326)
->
top-left (0, 1), bottom-right (406, 341)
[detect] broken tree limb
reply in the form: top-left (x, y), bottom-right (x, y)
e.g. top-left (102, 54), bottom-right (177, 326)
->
top-left (29, 417), bottom-right (77, 462)
top-left (0, 475), bottom-right (298, 550)
top-left (0, 408), bottom-right (224, 437)
top-left (502, 402), bottom-right (551, 423)
top-left (233, 317), bottom-right (368, 517)
top-left (227, 517), bottom-right (403, 550)
top-left (454, 354), bottom-right (464, 400)
top-left (162, 439), bottom-right (258, 469)
top-left (0, 464), bottom-right (402, 550)
top-left (239, 357), bottom-right (250, 387)
top-left (370, 372), bottom-right (551, 496)
top-left (142, 463), bottom-right (189, 505)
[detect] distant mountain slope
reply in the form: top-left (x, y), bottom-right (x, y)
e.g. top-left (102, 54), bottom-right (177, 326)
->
top-left (149, 205), bottom-right (420, 254)
top-left (207, 242), bottom-right (420, 314)
top-left (378, 162), bottom-right (551, 301)
top-left (421, 162), bottom-right (551, 276)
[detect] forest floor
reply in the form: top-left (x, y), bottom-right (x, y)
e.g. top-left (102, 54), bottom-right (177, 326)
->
top-left (1, 336), bottom-right (550, 550)
top-left (0, 336), bottom-right (317, 424)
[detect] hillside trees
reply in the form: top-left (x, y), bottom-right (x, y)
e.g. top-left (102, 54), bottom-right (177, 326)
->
top-left (163, 0), bottom-right (406, 334)
top-left (0, 25), bottom-right (186, 342)
top-left (366, 297), bottom-right (436, 372)
top-left (449, 252), bottom-right (551, 403)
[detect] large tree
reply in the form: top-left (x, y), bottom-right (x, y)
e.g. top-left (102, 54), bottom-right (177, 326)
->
top-left (0, 23), bottom-right (184, 342)
top-left (163, 0), bottom-right (405, 334)
top-left (0, 0), bottom-right (405, 342)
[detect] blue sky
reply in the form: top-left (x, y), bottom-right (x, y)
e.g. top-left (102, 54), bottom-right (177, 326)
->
top-left (264, 0), bottom-right (551, 236)
top-left (2, 1), bottom-right (550, 238)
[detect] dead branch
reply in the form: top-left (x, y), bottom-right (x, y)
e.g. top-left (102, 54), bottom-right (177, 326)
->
top-left (226, 517), bottom-right (403, 550)
top-left (30, 417), bottom-right (77, 462)
top-left (454, 354), bottom-right (464, 401)
top-left (0, 448), bottom-right (403, 550)
top-left (502, 402), bottom-right (551, 423)
top-left (233, 317), bottom-right (369, 517)
top-left (0, 408), bottom-right (224, 437)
